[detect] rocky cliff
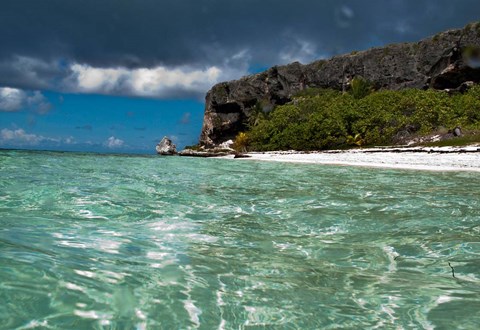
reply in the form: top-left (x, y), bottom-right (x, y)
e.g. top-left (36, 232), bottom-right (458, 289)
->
top-left (199, 23), bottom-right (480, 146)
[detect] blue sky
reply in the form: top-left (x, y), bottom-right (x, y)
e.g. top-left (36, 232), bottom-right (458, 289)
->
top-left (1, 0), bottom-right (479, 153)
top-left (1, 91), bottom-right (204, 153)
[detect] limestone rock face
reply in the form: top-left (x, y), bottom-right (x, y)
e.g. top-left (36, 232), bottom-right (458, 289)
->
top-left (199, 23), bottom-right (480, 146)
top-left (156, 136), bottom-right (177, 155)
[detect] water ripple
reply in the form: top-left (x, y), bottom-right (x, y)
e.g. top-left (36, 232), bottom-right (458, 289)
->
top-left (1, 150), bottom-right (479, 328)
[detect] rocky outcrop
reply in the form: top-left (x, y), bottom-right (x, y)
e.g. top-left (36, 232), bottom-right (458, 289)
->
top-left (156, 136), bottom-right (177, 155)
top-left (178, 149), bottom-right (232, 157)
top-left (199, 22), bottom-right (480, 146)
top-left (178, 144), bottom-right (234, 157)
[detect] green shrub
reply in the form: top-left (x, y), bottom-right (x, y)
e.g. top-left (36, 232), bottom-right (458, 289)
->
top-left (246, 85), bottom-right (480, 151)
top-left (350, 77), bottom-right (373, 99)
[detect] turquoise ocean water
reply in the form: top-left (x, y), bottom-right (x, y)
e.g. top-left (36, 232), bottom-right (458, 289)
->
top-left (1, 150), bottom-right (479, 329)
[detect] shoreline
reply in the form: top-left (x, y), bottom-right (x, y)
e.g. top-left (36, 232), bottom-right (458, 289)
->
top-left (223, 146), bottom-right (480, 172)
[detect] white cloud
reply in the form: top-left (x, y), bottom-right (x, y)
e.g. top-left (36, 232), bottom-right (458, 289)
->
top-left (0, 128), bottom-right (55, 146)
top-left (224, 49), bottom-right (252, 69)
top-left (27, 91), bottom-right (52, 114)
top-left (0, 88), bottom-right (25, 111)
top-left (279, 38), bottom-right (317, 64)
top-left (105, 136), bottom-right (124, 148)
top-left (0, 127), bottom-right (74, 147)
top-left (71, 64), bottom-right (127, 92)
top-left (65, 136), bottom-right (75, 144)
top-left (67, 63), bottom-right (226, 98)
top-left (0, 87), bottom-right (52, 113)
top-left (1, 128), bottom-right (42, 144)
top-left (0, 55), bottom-right (250, 100)
top-left (335, 5), bottom-right (355, 28)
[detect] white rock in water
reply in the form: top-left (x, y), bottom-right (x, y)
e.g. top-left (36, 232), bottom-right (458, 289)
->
top-left (156, 136), bottom-right (177, 155)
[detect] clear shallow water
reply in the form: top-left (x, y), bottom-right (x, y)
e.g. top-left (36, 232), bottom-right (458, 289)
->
top-left (1, 150), bottom-right (479, 329)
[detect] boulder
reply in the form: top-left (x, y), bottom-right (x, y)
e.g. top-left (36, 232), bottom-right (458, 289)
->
top-left (156, 136), bottom-right (177, 155)
top-left (454, 127), bottom-right (463, 137)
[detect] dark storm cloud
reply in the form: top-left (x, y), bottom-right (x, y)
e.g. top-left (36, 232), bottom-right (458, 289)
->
top-left (0, 0), bottom-right (479, 96)
top-left (0, 56), bottom-right (67, 91)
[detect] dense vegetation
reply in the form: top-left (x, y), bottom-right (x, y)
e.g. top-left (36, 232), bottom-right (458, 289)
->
top-left (235, 83), bottom-right (480, 151)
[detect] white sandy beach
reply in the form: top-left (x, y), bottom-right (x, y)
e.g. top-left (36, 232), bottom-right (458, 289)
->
top-left (227, 146), bottom-right (480, 172)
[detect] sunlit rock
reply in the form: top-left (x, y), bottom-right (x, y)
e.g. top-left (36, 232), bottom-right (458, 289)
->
top-left (156, 136), bottom-right (177, 155)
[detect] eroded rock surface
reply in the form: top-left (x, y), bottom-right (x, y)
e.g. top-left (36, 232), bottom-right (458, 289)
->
top-left (199, 23), bottom-right (480, 146)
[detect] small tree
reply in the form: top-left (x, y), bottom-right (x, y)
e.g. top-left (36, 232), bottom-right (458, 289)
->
top-left (350, 76), bottom-right (372, 99)
top-left (233, 132), bottom-right (249, 153)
